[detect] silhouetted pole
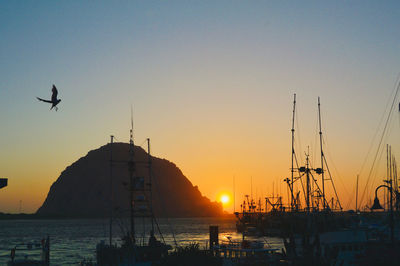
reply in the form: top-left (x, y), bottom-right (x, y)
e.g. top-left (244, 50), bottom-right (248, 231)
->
top-left (318, 97), bottom-right (326, 210)
top-left (356, 175), bottom-right (359, 212)
top-left (129, 126), bottom-right (135, 243)
top-left (147, 138), bottom-right (154, 233)
top-left (387, 144), bottom-right (389, 210)
top-left (390, 146), bottom-right (394, 244)
top-left (291, 94), bottom-right (296, 210)
top-left (233, 175), bottom-right (235, 213)
top-left (395, 159), bottom-right (399, 211)
top-left (306, 149), bottom-right (310, 212)
top-left (109, 135), bottom-right (114, 246)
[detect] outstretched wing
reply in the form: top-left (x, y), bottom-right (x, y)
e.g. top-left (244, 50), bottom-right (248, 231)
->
top-left (37, 97), bottom-right (52, 104)
top-left (51, 84), bottom-right (58, 102)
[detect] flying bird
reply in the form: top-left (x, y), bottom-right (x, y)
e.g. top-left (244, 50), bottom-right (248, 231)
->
top-left (37, 85), bottom-right (62, 111)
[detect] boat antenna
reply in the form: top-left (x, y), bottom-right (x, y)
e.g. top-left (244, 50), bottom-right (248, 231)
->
top-left (290, 93), bottom-right (296, 210)
top-left (317, 97), bottom-right (326, 209)
top-left (305, 147), bottom-right (310, 212)
top-left (109, 135), bottom-right (114, 246)
top-left (131, 105), bottom-right (134, 134)
top-left (251, 176), bottom-right (253, 204)
top-left (356, 174), bottom-right (359, 212)
top-left (129, 106), bottom-right (136, 243)
top-left (317, 98), bottom-right (342, 210)
top-left (147, 138), bottom-right (155, 233)
top-left (233, 175), bottom-right (236, 213)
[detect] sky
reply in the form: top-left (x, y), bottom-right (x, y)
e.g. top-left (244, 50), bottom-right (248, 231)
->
top-left (1, 1), bottom-right (400, 213)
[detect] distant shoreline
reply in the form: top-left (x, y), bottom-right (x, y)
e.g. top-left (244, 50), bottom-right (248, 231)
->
top-left (0, 212), bottom-right (235, 220)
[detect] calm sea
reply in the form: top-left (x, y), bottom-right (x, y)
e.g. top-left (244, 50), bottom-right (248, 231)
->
top-left (0, 217), bottom-right (283, 265)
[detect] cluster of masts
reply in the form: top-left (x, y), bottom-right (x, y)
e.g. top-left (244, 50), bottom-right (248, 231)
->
top-left (239, 94), bottom-right (342, 214)
top-left (370, 144), bottom-right (400, 212)
top-left (239, 193), bottom-right (284, 213)
top-left (287, 94), bottom-right (342, 212)
top-left (384, 145), bottom-right (399, 211)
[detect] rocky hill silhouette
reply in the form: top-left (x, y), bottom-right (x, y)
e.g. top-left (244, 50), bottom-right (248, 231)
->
top-left (36, 143), bottom-right (223, 218)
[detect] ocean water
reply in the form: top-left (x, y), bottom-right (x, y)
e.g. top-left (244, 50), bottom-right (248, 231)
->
top-left (0, 217), bottom-right (283, 265)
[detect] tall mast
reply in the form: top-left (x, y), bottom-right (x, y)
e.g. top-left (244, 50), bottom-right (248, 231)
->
top-left (147, 138), bottom-right (154, 233)
top-left (306, 148), bottom-right (310, 212)
top-left (318, 97), bottom-right (326, 210)
top-left (390, 145), bottom-right (393, 207)
top-left (109, 135), bottom-right (114, 246)
top-left (129, 107), bottom-right (135, 243)
top-left (356, 174), bottom-right (359, 212)
top-left (387, 144), bottom-right (389, 210)
top-left (396, 158), bottom-right (398, 211)
top-left (389, 145), bottom-right (394, 243)
top-left (387, 144), bottom-right (389, 185)
top-left (291, 94), bottom-right (296, 210)
top-left (233, 175), bottom-right (236, 213)
top-left (251, 176), bottom-right (253, 210)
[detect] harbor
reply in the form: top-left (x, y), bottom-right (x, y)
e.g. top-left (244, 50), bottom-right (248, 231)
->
top-left (3, 1), bottom-right (400, 265)
top-left (0, 217), bottom-right (279, 265)
top-left (3, 89), bottom-right (400, 265)
top-left (231, 93), bottom-right (400, 265)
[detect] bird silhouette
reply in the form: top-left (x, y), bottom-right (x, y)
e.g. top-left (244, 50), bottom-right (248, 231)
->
top-left (37, 84), bottom-right (62, 111)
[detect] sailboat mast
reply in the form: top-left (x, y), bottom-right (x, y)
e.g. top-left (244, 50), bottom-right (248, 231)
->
top-left (318, 97), bottom-right (326, 210)
top-left (291, 94), bottom-right (296, 210)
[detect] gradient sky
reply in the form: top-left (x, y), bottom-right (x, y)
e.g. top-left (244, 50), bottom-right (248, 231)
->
top-left (1, 1), bottom-right (400, 213)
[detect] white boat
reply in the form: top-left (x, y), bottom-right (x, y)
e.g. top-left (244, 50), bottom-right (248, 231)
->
top-left (212, 235), bottom-right (283, 266)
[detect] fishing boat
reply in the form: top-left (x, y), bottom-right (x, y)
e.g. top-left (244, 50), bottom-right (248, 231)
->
top-left (283, 198), bottom-right (400, 265)
top-left (282, 86), bottom-right (400, 265)
top-left (235, 95), bottom-right (354, 238)
top-left (209, 226), bottom-right (285, 266)
top-left (96, 119), bottom-right (172, 265)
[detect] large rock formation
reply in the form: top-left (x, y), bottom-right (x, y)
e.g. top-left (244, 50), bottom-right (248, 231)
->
top-left (37, 143), bottom-right (223, 217)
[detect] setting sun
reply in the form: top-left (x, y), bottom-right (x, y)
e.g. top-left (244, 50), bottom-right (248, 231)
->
top-left (220, 195), bottom-right (230, 204)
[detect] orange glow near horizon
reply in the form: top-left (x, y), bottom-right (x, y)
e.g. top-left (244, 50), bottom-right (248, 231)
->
top-left (2, 2), bottom-right (400, 215)
top-left (216, 191), bottom-right (234, 211)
